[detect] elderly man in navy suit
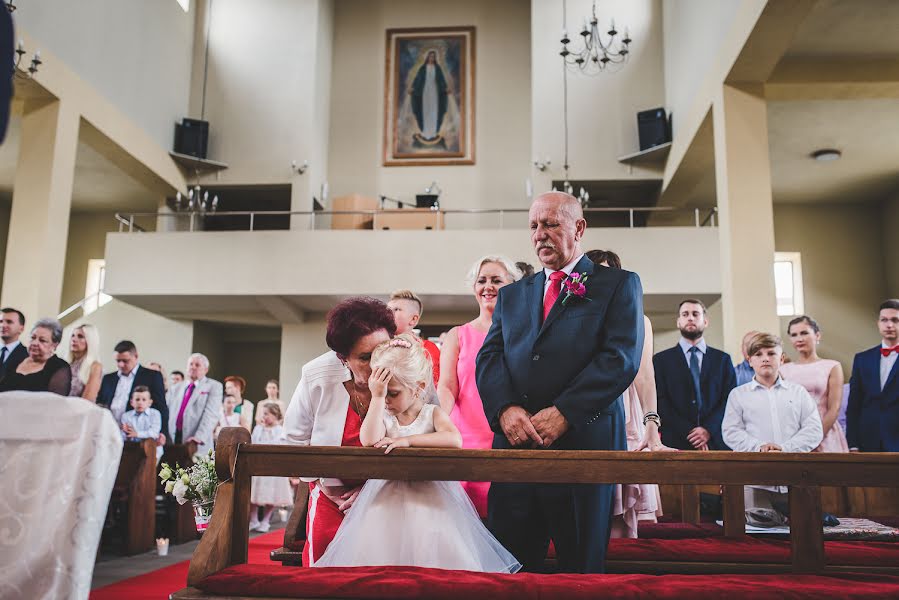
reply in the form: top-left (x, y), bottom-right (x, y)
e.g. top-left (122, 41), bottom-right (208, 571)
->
top-left (476, 192), bottom-right (643, 573)
top-left (847, 299), bottom-right (899, 452)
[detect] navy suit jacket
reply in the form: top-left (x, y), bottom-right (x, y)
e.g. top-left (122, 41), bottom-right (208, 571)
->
top-left (97, 366), bottom-right (169, 441)
top-left (653, 344), bottom-right (736, 451)
top-left (476, 256), bottom-right (643, 451)
top-left (846, 346), bottom-right (899, 452)
top-left (0, 343), bottom-right (28, 379)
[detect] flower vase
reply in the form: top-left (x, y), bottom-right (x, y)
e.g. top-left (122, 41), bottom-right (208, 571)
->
top-left (192, 498), bottom-right (215, 532)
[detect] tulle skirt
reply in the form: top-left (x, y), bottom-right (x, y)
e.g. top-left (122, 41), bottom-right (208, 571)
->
top-left (314, 479), bottom-right (521, 573)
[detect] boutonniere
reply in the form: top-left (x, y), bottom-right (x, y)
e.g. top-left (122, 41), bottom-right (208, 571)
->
top-left (561, 272), bottom-right (590, 305)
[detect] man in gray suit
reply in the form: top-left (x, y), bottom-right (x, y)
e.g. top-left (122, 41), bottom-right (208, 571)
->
top-left (167, 353), bottom-right (223, 453)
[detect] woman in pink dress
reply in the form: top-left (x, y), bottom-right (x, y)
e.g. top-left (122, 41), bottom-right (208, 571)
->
top-left (437, 255), bottom-right (522, 517)
top-left (588, 250), bottom-right (674, 538)
top-left (780, 315), bottom-right (848, 452)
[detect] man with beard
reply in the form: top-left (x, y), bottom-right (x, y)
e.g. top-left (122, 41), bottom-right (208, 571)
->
top-left (653, 299), bottom-right (736, 450)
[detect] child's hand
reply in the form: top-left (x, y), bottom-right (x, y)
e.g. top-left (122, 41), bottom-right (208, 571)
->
top-left (373, 436), bottom-right (410, 454)
top-left (368, 366), bottom-right (391, 399)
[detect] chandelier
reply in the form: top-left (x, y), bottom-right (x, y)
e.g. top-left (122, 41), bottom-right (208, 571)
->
top-left (174, 185), bottom-right (218, 213)
top-left (559, 0), bottom-right (631, 74)
top-left (7, 1), bottom-right (43, 79)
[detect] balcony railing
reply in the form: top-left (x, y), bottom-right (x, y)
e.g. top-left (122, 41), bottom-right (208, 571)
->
top-left (114, 206), bottom-right (718, 233)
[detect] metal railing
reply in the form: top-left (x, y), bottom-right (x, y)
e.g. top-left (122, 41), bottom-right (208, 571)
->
top-left (114, 206), bottom-right (718, 233)
top-left (57, 291), bottom-right (110, 322)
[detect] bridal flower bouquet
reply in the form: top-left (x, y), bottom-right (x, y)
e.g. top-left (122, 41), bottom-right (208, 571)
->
top-left (159, 449), bottom-right (218, 531)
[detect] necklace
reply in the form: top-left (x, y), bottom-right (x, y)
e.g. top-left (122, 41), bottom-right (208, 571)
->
top-left (349, 383), bottom-right (368, 419)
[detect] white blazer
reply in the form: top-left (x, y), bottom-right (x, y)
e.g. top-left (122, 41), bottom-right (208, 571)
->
top-left (283, 351), bottom-right (354, 483)
top-left (167, 376), bottom-right (223, 453)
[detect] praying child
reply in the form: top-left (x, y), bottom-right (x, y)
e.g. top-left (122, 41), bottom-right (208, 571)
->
top-left (120, 385), bottom-right (163, 460)
top-left (722, 333), bottom-right (823, 513)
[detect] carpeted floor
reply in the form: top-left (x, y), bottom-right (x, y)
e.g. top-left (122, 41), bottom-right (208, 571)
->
top-left (89, 530), bottom-right (285, 600)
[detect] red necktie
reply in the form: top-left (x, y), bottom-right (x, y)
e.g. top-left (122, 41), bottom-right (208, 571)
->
top-left (882, 345), bottom-right (899, 357)
top-left (175, 382), bottom-right (195, 432)
top-left (543, 271), bottom-right (567, 322)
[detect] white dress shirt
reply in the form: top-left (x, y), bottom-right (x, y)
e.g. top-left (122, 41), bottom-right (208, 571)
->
top-left (111, 364), bottom-right (139, 423)
top-left (881, 343), bottom-right (898, 391)
top-left (679, 337), bottom-right (707, 370)
top-left (542, 253), bottom-right (585, 299)
top-left (722, 376), bottom-right (823, 493)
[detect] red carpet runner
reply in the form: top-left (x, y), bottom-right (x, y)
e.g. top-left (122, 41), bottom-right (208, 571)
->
top-left (89, 530), bottom-right (284, 600)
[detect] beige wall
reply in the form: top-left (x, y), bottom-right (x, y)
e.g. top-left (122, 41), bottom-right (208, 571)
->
top-left (885, 194), bottom-right (899, 297)
top-left (327, 0), bottom-right (530, 210)
top-left (17, 0), bottom-right (194, 149)
top-left (0, 202), bottom-right (9, 295)
top-left (280, 320), bottom-right (329, 403)
top-left (60, 212), bottom-right (122, 312)
top-left (189, 0), bottom-right (331, 194)
top-left (774, 203), bottom-right (887, 372)
top-left (104, 227), bottom-right (721, 298)
top-left (531, 0), bottom-right (665, 191)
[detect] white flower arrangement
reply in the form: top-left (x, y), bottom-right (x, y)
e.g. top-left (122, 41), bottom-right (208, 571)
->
top-left (159, 449), bottom-right (218, 505)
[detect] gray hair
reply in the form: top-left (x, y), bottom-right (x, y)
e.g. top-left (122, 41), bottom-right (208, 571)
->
top-left (33, 318), bottom-right (63, 344)
top-left (465, 255), bottom-right (523, 288)
top-left (188, 352), bottom-right (210, 369)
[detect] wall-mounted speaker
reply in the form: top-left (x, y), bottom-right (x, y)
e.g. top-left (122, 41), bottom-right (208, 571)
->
top-left (637, 108), bottom-right (670, 151)
top-left (174, 118), bottom-right (209, 159)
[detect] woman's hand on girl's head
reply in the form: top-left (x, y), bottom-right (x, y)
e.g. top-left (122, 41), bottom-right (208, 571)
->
top-left (374, 436), bottom-right (410, 454)
top-left (368, 367), bottom-right (391, 398)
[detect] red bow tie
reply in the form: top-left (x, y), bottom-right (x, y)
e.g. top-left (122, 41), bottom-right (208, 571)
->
top-left (882, 345), bottom-right (899, 357)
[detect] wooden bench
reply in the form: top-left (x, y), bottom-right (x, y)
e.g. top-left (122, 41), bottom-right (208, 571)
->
top-left (105, 438), bottom-right (158, 555)
top-left (159, 441), bottom-right (199, 543)
top-left (173, 428), bottom-right (899, 598)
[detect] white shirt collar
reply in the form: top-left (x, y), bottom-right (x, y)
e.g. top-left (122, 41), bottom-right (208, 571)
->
top-left (679, 337), bottom-right (707, 355)
top-left (749, 375), bottom-right (786, 390)
top-left (2, 340), bottom-right (20, 353)
top-left (883, 341), bottom-right (898, 350)
top-left (543, 253), bottom-right (584, 280)
top-left (119, 363), bottom-right (140, 379)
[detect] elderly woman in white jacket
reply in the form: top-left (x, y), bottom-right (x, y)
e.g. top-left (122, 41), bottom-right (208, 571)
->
top-left (283, 296), bottom-right (397, 567)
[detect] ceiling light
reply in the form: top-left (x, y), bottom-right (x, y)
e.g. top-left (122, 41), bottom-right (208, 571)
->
top-left (811, 149), bottom-right (841, 162)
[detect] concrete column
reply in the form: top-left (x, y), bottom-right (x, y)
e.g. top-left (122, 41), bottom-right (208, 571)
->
top-left (712, 84), bottom-right (779, 357)
top-left (1, 99), bottom-right (80, 321)
top-left (279, 319), bottom-right (328, 402)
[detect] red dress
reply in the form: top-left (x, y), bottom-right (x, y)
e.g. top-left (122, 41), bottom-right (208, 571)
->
top-left (302, 403), bottom-right (362, 566)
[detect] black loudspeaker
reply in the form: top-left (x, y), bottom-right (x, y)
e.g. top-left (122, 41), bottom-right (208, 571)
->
top-left (174, 118), bottom-right (209, 159)
top-left (416, 194), bottom-right (439, 208)
top-left (637, 107), bottom-right (670, 151)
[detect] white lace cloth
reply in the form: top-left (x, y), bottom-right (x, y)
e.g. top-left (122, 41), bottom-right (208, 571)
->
top-left (0, 392), bottom-right (123, 600)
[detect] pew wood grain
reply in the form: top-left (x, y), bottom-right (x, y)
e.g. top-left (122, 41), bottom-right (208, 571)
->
top-left (790, 485), bottom-right (825, 573)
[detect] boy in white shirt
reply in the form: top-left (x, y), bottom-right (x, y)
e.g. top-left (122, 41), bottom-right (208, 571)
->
top-left (722, 333), bottom-right (823, 512)
top-left (120, 386), bottom-right (163, 460)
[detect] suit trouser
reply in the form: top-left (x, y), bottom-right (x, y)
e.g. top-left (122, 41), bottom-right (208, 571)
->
top-left (487, 480), bottom-right (614, 573)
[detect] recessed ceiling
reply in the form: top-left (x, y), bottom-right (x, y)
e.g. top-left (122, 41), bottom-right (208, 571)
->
top-left (0, 116), bottom-right (159, 213)
top-left (767, 99), bottom-right (899, 204)
top-left (785, 0), bottom-right (899, 58)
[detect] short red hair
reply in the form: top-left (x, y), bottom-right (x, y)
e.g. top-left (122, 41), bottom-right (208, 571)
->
top-left (326, 297), bottom-right (397, 358)
top-left (224, 375), bottom-right (246, 394)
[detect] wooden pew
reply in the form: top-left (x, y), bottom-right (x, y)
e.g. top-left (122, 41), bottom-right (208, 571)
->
top-left (106, 438), bottom-right (157, 555)
top-left (159, 442), bottom-right (199, 543)
top-left (174, 427), bottom-right (899, 596)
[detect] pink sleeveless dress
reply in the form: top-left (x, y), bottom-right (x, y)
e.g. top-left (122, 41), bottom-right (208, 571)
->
top-left (780, 360), bottom-right (848, 452)
top-left (452, 323), bottom-right (493, 517)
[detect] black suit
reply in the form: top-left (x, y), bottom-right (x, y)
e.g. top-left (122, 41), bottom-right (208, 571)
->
top-left (97, 366), bottom-right (169, 441)
top-left (0, 342), bottom-right (28, 379)
top-left (653, 343), bottom-right (736, 451)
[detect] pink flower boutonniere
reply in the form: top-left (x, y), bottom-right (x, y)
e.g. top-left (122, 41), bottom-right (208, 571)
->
top-left (561, 272), bottom-right (590, 306)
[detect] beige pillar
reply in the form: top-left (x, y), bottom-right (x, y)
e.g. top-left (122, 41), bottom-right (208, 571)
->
top-left (1, 99), bottom-right (80, 321)
top-left (712, 84), bottom-right (779, 358)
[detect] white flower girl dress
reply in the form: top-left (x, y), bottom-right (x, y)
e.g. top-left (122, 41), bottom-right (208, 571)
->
top-left (315, 403), bottom-right (521, 573)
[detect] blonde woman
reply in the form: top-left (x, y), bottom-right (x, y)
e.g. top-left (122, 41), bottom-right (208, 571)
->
top-left (67, 324), bottom-right (103, 401)
top-left (437, 255), bottom-right (522, 517)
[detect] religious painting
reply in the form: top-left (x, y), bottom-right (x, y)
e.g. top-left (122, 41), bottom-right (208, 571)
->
top-left (383, 27), bottom-right (475, 166)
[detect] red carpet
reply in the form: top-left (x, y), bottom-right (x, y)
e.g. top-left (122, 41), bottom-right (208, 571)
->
top-left (89, 530), bottom-right (284, 600)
